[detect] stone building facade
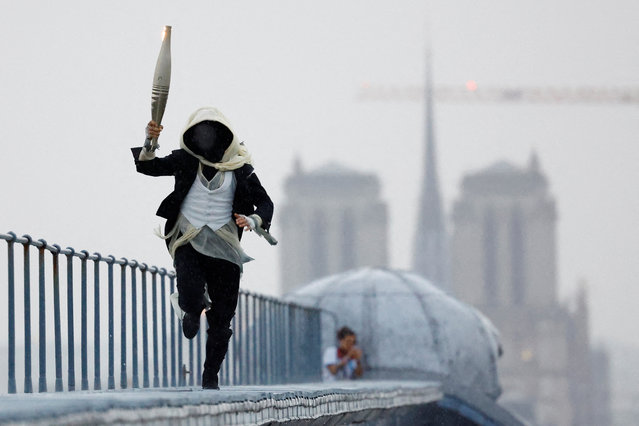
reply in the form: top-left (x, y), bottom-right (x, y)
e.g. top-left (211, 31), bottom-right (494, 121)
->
top-left (449, 154), bottom-right (610, 425)
top-left (278, 160), bottom-right (388, 294)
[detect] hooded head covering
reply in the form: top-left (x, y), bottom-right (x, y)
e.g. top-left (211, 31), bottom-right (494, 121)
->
top-left (180, 106), bottom-right (252, 171)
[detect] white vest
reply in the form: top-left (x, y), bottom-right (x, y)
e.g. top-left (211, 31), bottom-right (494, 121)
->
top-left (181, 171), bottom-right (236, 231)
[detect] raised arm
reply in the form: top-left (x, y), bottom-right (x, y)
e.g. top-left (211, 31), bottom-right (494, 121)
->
top-left (130, 121), bottom-right (178, 176)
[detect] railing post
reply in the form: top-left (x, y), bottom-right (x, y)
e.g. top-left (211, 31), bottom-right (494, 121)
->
top-left (303, 307), bottom-right (314, 382)
top-left (120, 258), bottom-right (128, 389)
top-left (150, 267), bottom-right (159, 388)
top-left (251, 293), bottom-right (258, 385)
top-left (51, 245), bottom-right (63, 392)
top-left (22, 235), bottom-right (33, 394)
top-left (93, 253), bottom-right (102, 391)
top-left (262, 298), bottom-right (267, 385)
top-left (272, 300), bottom-right (278, 383)
top-left (268, 299), bottom-right (274, 385)
top-left (197, 313), bottom-right (203, 386)
top-left (289, 305), bottom-right (297, 383)
top-left (286, 304), bottom-right (292, 382)
top-left (189, 336), bottom-right (194, 386)
top-left (259, 297), bottom-right (266, 385)
top-left (160, 270), bottom-right (168, 387)
top-left (284, 303), bottom-right (291, 383)
top-left (36, 239), bottom-right (47, 393)
top-left (222, 314), bottom-right (230, 387)
top-left (271, 299), bottom-right (276, 384)
top-left (280, 301), bottom-right (284, 383)
top-left (6, 232), bottom-right (17, 394)
top-left (231, 312), bottom-right (238, 386)
top-left (271, 299), bottom-right (277, 384)
top-left (140, 264), bottom-right (150, 388)
top-left (313, 307), bottom-right (322, 381)
top-left (65, 247), bottom-right (76, 391)
top-left (178, 320), bottom-right (184, 387)
top-left (272, 301), bottom-right (278, 384)
top-left (236, 293), bottom-right (243, 385)
top-left (278, 301), bottom-right (285, 383)
top-left (80, 250), bottom-right (89, 391)
top-left (243, 292), bottom-right (249, 384)
top-left (130, 260), bottom-right (139, 389)
top-left (106, 255), bottom-right (115, 390)
top-left (169, 274), bottom-right (176, 387)
top-left (307, 307), bottom-right (316, 381)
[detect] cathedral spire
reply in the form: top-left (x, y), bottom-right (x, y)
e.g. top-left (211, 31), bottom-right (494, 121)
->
top-left (424, 48), bottom-right (439, 195)
top-left (412, 48), bottom-right (447, 289)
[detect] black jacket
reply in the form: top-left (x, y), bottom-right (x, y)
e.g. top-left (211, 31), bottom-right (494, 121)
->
top-left (131, 147), bottom-right (274, 242)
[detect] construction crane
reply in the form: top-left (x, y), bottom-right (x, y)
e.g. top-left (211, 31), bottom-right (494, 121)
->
top-left (356, 82), bottom-right (639, 104)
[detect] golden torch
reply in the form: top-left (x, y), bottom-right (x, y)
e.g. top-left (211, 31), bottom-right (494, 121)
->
top-left (144, 26), bottom-right (172, 152)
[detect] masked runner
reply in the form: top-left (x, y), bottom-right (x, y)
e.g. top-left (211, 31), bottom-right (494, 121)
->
top-left (132, 106), bottom-right (275, 389)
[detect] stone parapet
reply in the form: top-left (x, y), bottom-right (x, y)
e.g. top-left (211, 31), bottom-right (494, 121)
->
top-left (0, 381), bottom-right (442, 425)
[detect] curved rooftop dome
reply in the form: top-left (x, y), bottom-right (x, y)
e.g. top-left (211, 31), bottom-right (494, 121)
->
top-left (284, 267), bottom-right (502, 399)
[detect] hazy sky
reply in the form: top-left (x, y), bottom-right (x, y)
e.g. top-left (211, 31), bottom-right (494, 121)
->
top-left (1, 0), bottom-right (638, 350)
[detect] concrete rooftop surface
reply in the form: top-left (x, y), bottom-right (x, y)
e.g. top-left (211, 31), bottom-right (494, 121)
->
top-left (0, 381), bottom-right (444, 425)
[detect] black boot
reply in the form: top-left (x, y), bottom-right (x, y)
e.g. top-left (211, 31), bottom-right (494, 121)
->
top-left (202, 368), bottom-right (219, 390)
top-left (182, 312), bottom-right (200, 339)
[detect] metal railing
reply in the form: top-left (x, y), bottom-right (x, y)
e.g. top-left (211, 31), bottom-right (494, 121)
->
top-left (1, 232), bottom-right (322, 394)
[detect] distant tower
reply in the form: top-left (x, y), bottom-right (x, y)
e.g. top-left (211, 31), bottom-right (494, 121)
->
top-left (412, 49), bottom-right (447, 288)
top-left (450, 153), bottom-right (558, 307)
top-left (279, 160), bottom-right (388, 294)
top-left (449, 153), bottom-right (609, 425)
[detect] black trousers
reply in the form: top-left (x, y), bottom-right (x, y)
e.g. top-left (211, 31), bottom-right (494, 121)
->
top-left (174, 243), bottom-right (240, 374)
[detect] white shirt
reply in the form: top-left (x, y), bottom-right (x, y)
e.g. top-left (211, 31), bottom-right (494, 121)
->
top-left (322, 346), bottom-right (358, 382)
